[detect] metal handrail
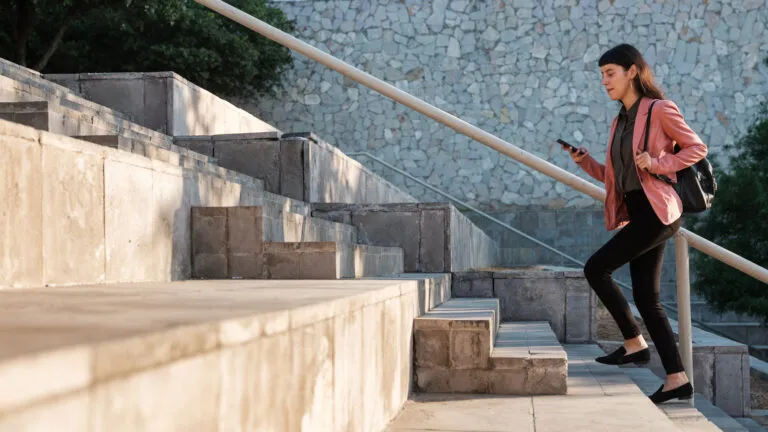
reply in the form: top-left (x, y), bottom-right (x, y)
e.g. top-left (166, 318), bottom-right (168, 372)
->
top-left (194, 0), bottom-right (768, 406)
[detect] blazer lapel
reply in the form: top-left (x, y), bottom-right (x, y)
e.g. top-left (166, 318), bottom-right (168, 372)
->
top-left (633, 97), bottom-right (651, 155)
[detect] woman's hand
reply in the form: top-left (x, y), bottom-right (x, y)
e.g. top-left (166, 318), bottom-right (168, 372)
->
top-left (635, 152), bottom-right (652, 171)
top-left (561, 144), bottom-right (588, 163)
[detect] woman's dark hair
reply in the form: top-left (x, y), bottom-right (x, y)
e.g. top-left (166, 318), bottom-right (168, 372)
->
top-left (598, 44), bottom-right (665, 100)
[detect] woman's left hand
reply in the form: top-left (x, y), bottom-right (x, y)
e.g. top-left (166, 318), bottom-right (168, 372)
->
top-left (635, 152), bottom-right (652, 171)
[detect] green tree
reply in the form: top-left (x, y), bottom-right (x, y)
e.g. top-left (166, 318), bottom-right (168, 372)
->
top-left (692, 102), bottom-right (768, 320)
top-left (0, 0), bottom-right (294, 96)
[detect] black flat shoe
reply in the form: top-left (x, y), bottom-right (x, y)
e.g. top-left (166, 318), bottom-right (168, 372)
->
top-left (595, 346), bottom-right (651, 365)
top-left (649, 382), bottom-right (693, 404)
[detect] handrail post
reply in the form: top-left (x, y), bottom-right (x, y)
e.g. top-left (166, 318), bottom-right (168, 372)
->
top-left (675, 233), bottom-right (694, 407)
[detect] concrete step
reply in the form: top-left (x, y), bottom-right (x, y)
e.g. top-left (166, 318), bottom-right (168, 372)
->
top-left (0, 276), bottom-right (449, 431)
top-left (193, 206), bottom-right (402, 279)
top-left (413, 298), bottom-right (567, 395)
top-left (264, 242), bottom-right (404, 279)
top-left (387, 344), bottom-right (683, 431)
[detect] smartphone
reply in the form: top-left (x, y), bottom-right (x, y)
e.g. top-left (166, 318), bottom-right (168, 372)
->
top-left (557, 139), bottom-right (582, 154)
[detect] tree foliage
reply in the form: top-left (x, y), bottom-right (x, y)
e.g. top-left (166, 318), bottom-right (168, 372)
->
top-left (0, 0), bottom-right (295, 96)
top-left (692, 102), bottom-right (768, 321)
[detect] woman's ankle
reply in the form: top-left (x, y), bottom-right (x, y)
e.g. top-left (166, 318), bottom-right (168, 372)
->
top-left (623, 335), bottom-right (648, 353)
top-left (664, 372), bottom-right (689, 388)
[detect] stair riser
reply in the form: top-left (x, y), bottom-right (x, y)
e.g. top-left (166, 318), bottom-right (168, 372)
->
top-left (414, 364), bottom-right (566, 395)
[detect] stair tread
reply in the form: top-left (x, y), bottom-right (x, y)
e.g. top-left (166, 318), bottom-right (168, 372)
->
top-left (0, 278), bottom-right (441, 414)
top-left (493, 322), bottom-right (567, 359)
top-left (415, 298), bottom-right (499, 322)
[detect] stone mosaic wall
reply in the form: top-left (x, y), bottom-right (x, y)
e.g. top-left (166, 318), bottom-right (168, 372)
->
top-left (250, 0), bottom-right (768, 213)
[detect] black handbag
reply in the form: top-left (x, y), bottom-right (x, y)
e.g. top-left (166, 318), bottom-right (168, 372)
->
top-left (643, 100), bottom-right (717, 214)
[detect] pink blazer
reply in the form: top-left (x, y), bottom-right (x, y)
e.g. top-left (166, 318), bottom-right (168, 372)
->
top-left (576, 97), bottom-right (708, 231)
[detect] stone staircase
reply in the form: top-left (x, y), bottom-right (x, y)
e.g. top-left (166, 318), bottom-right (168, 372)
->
top-left (0, 56), bottom-right (758, 431)
top-left (414, 298), bottom-right (567, 395)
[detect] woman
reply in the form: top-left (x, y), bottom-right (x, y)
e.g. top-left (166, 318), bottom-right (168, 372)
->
top-left (563, 44), bottom-right (707, 404)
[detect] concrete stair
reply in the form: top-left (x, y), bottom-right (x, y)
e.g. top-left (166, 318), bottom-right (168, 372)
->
top-left (413, 298), bottom-right (567, 395)
top-left (192, 206), bottom-right (404, 279)
top-left (0, 275), bottom-right (452, 432)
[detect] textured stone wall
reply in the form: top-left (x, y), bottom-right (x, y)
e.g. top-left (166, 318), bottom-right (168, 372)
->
top-left (250, 0), bottom-right (768, 212)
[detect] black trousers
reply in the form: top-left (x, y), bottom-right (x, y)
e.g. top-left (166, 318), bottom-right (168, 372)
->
top-left (584, 189), bottom-right (685, 374)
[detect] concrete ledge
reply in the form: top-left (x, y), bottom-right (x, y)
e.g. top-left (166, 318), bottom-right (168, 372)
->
top-left (312, 203), bottom-right (499, 273)
top-left (0, 278), bottom-right (433, 430)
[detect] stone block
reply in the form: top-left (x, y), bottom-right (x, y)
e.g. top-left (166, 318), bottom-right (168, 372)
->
top-left (420, 209), bottom-right (447, 272)
top-left (264, 245), bottom-right (301, 279)
top-left (143, 77), bottom-right (170, 133)
top-left (565, 277), bottom-right (596, 343)
top-left (42, 140), bottom-right (105, 285)
top-left (450, 369), bottom-right (489, 393)
top-left (415, 367), bottom-right (451, 392)
top-left (693, 348), bottom-right (714, 401)
top-left (279, 138), bottom-right (306, 201)
top-left (527, 364), bottom-right (567, 395)
top-left (715, 352), bottom-right (748, 416)
top-left (353, 211), bottom-right (421, 272)
top-left (452, 272), bottom-right (494, 298)
top-left (191, 206), bottom-right (229, 279)
top-left (193, 253), bottom-right (228, 279)
top-left (81, 79), bottom-right (144, 124)
top-left (227, 207), bottom-right (263, 254)
top-left (214, 138), bottom-right (281, 193)
top-left (487, 368), bottom-right (528, 394)
top-left (0, 131), bottom-right (42, 288)
top-left (450, 329), bottom-right (490, 369)
top-left (414, 329), bottom-right (449, 368)
top-left (301, 250), bottom-right (341, 279)
top-left (494, 277), bottom-right (566, 341)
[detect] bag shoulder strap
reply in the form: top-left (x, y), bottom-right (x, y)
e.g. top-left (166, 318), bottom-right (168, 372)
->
top-left (642, 99), bottom-right (675, 184)
top-left (642, 99), bottom-right (658, 153)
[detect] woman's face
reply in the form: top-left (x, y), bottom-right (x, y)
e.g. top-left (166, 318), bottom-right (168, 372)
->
top-left (600, 64), bottom-right (637, 101)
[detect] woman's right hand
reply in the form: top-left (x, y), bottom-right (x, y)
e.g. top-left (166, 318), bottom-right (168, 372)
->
top-left (561, 144), bottom-right (588, 163)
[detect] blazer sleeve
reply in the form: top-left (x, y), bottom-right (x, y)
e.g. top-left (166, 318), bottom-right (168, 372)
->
top-left (575, 153), bottom-right (606, 183)
top-left (650, 100), bottom-right (708, 175)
